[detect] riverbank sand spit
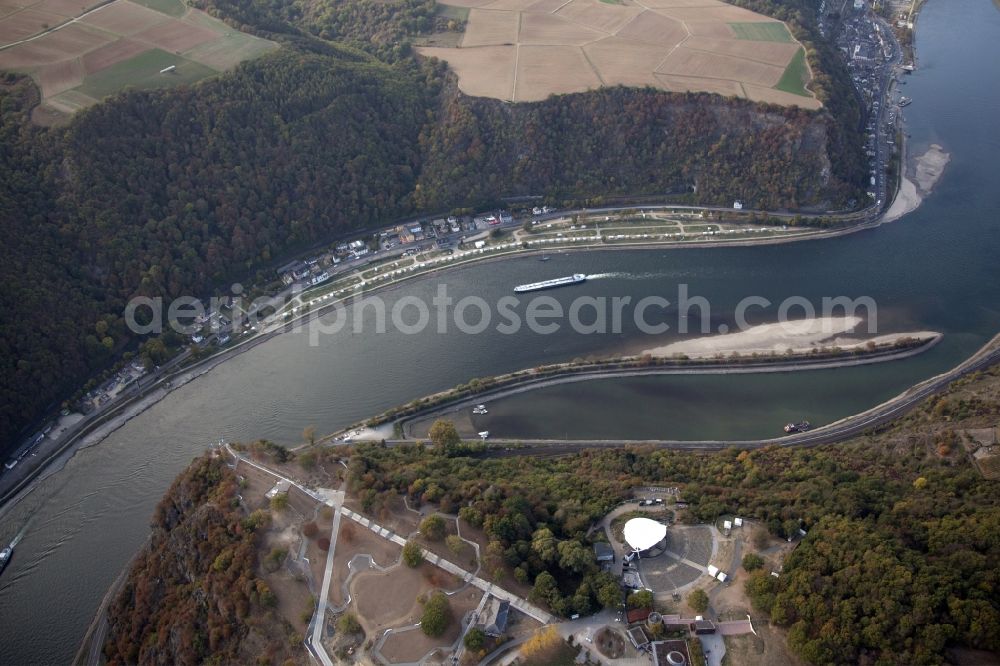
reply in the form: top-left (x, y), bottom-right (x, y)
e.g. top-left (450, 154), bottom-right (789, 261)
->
top-left (644, 315), bottom-right (939, 358)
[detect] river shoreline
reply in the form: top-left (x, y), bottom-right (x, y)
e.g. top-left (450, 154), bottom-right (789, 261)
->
top-left (329, 333), bottom-right (943, 442)
top-left (1, 0), bottom-right (991, 661)
top-left (0, 0), bottom-right (933, 518)
top-left (0, 212), bottom-right (912, 516)
top-left (643, 316), bottom-right (939, 359)
top-left (410, 332), bottom-right (1000, 449)
top-left (884, 143), bottom-right (951, 224)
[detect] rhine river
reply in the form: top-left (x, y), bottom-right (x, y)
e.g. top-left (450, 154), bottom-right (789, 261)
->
top-left (1, 1), bottom-right (999, 662)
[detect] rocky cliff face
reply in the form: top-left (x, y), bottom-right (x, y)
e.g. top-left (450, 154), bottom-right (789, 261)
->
top-left (103, 455), bottom-right (302, 666)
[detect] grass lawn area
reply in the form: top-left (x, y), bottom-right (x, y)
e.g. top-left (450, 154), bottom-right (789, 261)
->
top-left (76, 49), bottom-right (216, 98)
top-left (130, 0), bottom-right (186, 17)
top-left (774, 47), bottom-right (810, 96)
top-left (728, 21), bottom-right (793, 42)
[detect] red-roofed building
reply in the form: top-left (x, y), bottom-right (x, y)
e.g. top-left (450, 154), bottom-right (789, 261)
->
top-left (626, 607), bottom-right (652, 624)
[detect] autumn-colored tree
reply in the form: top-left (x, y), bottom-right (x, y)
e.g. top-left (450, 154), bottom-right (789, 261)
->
top-left (520, 626), bottom-right (564, 662)
top-left (428, 419), bottom-right (461, 453)
top-left (403, 540), bottom-right (423, 567)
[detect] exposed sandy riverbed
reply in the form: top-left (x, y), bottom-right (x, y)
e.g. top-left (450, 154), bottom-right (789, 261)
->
top-left (884, 143), bottom-right (951, 223)
top-left (644, 315), bottom-right (939, 358)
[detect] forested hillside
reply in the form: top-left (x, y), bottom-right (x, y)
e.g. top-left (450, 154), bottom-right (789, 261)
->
top-left (0, 50), bottom-right (433, 450)
top-left (415, 86), bottom-right (846, 211)
top-left (347, 366), bottom-right (1000, 664)
top-left (104, 455), bottom-right (301, 665)
top-left (110, 365), bottom-right (999, 665)
top-left (729, 0), bottom-right (869, 200)
top-left (193, 0), bottom-right (440, 60)
top-left (0, 0), bottom-right (867, 452)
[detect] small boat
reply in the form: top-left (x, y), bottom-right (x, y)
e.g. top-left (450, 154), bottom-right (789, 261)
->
top-left (783, 421), bottom-right (812, 434)
top-left (478, 431), bottom-right (490, 439)
top-left (472, 404), bottom-right (488, 415)
top-left (539, 255), bottom-right (550, 262)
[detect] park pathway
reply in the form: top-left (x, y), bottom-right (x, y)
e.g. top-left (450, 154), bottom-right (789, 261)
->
top-left (339, 508), bottom-right (553, 624)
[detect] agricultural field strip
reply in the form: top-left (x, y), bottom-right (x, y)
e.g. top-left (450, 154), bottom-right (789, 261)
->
top-left (0, 0), bottom-right (115, 50)
top-left (0, 0), bottom-right (276, 116)
top-left (426, 0), bottom-right (813, 104)
top-left (680, 43), bottom-right (800, 71)
top-left (649, 10), bottom-right (692, 73)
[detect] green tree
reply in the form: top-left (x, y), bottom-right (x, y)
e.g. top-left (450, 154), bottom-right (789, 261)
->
top-left (270, 492), bottom-right (289, 511)
top-left (420, 514), bottom-right (447, 541)
top-left (337, 613), bottom-right (361, 634)
top-left (298, 450), bottom-right (317, 471)
top-left (688, 588), bottom-right (709, 613)
top-left (464, 627), bottom-right (486, 651)
top-left (744, 570), bottom-right (778, 614)
top-left (530, 571), bottom-right (559, 606)
top-left (598, 581), bottom-right (623, 609)
top-left (446, 534), bottom-right (464, 554)
top-left (459, 506), bottom-right (483, 527)
top-left (403, 540), bottom-right (424, 567)
top-left (627, 589), bottom-right (654, 609)
top-left (263, 547), bottom-right (287, 573)
top-left (742, 553), bottom-right (765, 572)
top-left (531, 528), bottom-right (557, 563)
top-left (557, 539), bottom-right (593, 574)
top-left (421, 591), bottom-right (452, 637)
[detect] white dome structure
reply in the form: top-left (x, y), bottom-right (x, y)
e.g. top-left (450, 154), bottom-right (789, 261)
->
top-left (623, 517), bottom-right (667, 551)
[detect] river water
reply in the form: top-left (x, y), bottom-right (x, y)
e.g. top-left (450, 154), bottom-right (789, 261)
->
top-left (1, 1), bottom-right (999, 662)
